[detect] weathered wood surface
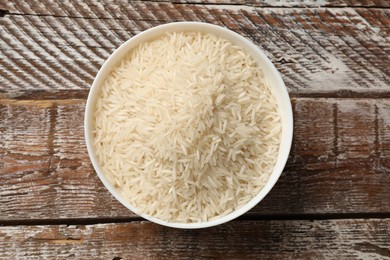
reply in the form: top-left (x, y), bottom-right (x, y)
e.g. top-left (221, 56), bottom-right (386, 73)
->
top-left (1, 98), bottom-right (389, 221)
top-left (0, 1), bottom-right (389, 98)
top-left (2, 0), bottom-right (389, 10)
top-left (149, 0), bottom-right (390, 7)
top-left (1, 1), bottom-right (389, 257)
top-left (0, 219), bottom-right (389, 259)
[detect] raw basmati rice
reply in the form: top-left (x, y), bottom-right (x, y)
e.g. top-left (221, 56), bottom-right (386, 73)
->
top-left (93, 32), bottom-right (281, 223)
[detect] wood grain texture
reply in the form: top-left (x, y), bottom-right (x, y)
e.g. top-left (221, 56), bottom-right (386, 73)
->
top-left (1, 0), bottom-right (389, 11)
top-left (1, 98), bottom-right (389, 221)
top-left (0, 219), bottom-right (389, 259)
top-left (0, 100), bottom-right (124, 221)
top-left (0, 2), bottom-right (389, 98)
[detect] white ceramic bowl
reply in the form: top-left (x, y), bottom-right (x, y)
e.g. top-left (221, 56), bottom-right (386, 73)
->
top-left (85, 22), bottom-right (293, 229)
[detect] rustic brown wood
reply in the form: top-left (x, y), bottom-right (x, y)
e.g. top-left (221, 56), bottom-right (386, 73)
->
top-left (1, 98), bottom-right (389, 221)
top-left (0, 100), bottom-right (125, 221)
top-left (1, 0), bottom-right (389, 12)
top-left (0, 219), bottom-right (389, 258)
top-left (1, 0), bottom-right (389, 257)
top-left (0, 2), bottom-right (388, 98)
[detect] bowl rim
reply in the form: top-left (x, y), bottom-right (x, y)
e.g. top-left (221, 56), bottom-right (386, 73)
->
top-left (84, 21), bottom-right (293, 229)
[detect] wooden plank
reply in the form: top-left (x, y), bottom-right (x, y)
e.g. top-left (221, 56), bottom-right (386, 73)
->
top-left (0, 219), bottom-right (389, 258)
top-left (0, 100), bottom-right (127, 220)
top-left (1, 98), bottom-right (389, 221)
top-left (0, 3), bottom-right (389, 98)
top-left (266, 98), bottom-right (390, 215)
top-left (1, 0), bottom-right (389, 12)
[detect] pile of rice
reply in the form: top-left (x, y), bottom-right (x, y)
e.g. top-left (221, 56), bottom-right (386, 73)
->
top-left (94, 32), bottom-right (281, 223)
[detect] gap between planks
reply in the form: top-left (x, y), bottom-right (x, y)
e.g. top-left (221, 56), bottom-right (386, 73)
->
top-left (1, 95), bottom-right (390, 110)
top-left (4, 91), bottom-right (390, 101)
top-left (1, 212), bottom-right (390, 227)
top-left (1, 5), bottom-right (390, 21)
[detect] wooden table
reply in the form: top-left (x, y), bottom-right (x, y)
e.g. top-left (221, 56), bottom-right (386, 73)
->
top-left (1, 0), bottom-right (389, 258)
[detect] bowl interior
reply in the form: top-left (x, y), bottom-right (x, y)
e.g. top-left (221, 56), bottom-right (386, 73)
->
top-left (85, 22), bottom-right (293, 229)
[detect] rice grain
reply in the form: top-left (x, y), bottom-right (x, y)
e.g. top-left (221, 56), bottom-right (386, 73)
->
top-left (93, 32), bottom-right (281, 223)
